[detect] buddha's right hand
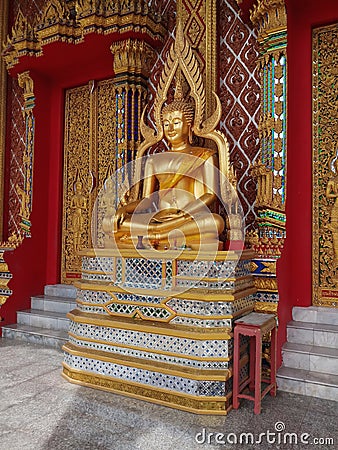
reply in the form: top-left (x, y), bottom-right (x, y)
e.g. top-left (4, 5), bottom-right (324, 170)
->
top-left (113, 205), bottom-right (128, 232)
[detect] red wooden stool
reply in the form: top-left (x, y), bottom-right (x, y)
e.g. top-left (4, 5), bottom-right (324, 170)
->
top-left (232, 312), bottom-right (277, 414)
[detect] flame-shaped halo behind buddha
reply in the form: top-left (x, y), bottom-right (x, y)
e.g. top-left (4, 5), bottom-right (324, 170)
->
top-left (135, 19), bottom-right (233, 203)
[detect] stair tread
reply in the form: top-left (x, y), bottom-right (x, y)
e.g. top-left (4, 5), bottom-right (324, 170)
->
top-left (288, 320), bottom-right (338, 332)
top-left (277, 366), bottom-right (338, 387)
top-left (2, 323), bottom-right (69, 339)
top-left (293, 306), bottom-right (338, 322)
top-left (283, 341), bottom-right (338, 357)
top-left (18, 309), bottom-right (72, 319)
top-left (32, 294), bottom-right (77, 303)
top-left (44, 284), bottom-right (77, 298)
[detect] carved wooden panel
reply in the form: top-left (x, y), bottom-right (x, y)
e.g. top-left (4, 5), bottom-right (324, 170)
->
top-left (313, 22), bottom-right (338, 307)
top-left (62, 78), bottom-right (131, 282)
top-left (61, 83), bottom-right (93, 283)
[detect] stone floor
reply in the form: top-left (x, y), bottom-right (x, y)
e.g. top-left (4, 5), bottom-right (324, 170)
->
top-left (0, 339), bottom-right (337, 450)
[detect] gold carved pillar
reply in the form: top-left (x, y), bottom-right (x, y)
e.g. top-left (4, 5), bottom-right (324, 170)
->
top-left (248, 0), bottom-right (287, 313)
top-left (16, 71), bottom-right (36, 237)
top-left (110, 38), bottom-right (155, 186)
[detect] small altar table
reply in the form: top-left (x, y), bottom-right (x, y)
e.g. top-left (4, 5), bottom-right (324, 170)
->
top-left (232, 312), bottom-right (277, 414)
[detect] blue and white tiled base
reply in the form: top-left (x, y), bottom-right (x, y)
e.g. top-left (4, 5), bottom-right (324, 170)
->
top-left (63, 248), bottom-right (255, 414)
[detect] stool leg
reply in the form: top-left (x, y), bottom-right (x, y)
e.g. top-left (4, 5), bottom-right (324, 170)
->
top-left (233, 328), bottom-right (240, 409)
top-left (270, 326), bottom-right (277, 397)
top-left (249, 336), bottom-right (255, 391)
top-left (254, 331), bottom-right (262, 414)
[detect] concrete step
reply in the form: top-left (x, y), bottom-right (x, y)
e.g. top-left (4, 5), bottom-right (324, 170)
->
top-left (44, 284), bottom-right (77, 299)
top-left (292, 306), bottom-right (338, 326)
top-left (2, 323), bottom-right (68, 349)
top-left (287, 320), bottom-right (338, 349)
top-left (31, 295), bottom-right (77, 314)
top-left (282, 342), bottom-right (338, 375)
top-left (277, 366), bottom-right (338, 401)
top-left (17, 309), bottom-right (71, 331)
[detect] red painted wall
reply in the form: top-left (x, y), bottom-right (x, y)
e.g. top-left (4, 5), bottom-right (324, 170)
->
top-left (277, 0), bottom-right (338, 359)
top-left (2, 74), bottom-right (54, 327)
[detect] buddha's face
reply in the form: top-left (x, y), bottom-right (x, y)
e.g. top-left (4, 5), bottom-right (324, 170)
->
top-left (75, 181), bottom-right (83, 193)
top-left (162, 110), bottom-right (190, 148)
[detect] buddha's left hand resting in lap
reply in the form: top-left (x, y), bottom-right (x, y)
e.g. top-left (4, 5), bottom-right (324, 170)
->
top-left (102, 96), bottom-right (224, 250)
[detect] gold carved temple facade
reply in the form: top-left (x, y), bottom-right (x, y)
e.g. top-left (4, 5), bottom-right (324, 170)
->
top-left (0, 0), bottom-right (338, 411)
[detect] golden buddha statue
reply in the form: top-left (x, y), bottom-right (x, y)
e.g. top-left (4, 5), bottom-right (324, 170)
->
top-left (103, 94), bottom-right (224, 250)
top-left (70, 180), bottom-right (87, 252)
top-left (102, 21), bottom-right (239, 251)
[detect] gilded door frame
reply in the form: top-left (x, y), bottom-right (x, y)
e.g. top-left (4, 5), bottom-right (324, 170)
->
top-left (312, 22), bottom-right (338, 307)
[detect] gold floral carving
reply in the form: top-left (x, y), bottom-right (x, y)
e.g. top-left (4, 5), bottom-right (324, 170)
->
top-left (251, 161), bottom-right (273, 207)
top-left (0, 45), bottom-right (35, 309)
top-left (205, 0), bottom-right (218, 117)
top-left (255, 301), bottom-right (278, 313)
top-left (257, 261), bottom-right (276, 274)
top-left (254, 277), bottom-right (278, 292)
top-left (15, 71), bottom-right (35, 237)
top-left (247, 230), bottom-right (284, 258)
top-left (111, 39), bottom-right (156, 77)
top-left (259, 112), bottom-right (274, 140)
top-left (62, 366), bottom-right (231, 414)
top-left (251, 0), bottom-right (287, 39)
top-left (313, 23), bottom-right (338, 307)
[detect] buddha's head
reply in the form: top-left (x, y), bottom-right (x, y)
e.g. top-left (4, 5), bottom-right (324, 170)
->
top-left (75, 181), bottom-right (83, 193)
top-left (162, 99), bottom-right (194, 148)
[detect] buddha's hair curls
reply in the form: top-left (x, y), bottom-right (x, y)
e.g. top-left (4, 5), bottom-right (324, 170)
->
top-left (161, 100), bottom-right (195, 125)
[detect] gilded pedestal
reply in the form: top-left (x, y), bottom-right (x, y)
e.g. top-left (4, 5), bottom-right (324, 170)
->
top-left (62, 248), bottom-right (255, 414)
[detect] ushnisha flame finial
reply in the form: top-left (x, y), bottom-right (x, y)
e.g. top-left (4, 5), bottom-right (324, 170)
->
top-left (174, 67), bottom-right (184, 101)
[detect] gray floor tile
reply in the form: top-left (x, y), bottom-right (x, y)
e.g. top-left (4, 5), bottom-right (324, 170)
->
top-left (0, 338), bottom-right (337, 450)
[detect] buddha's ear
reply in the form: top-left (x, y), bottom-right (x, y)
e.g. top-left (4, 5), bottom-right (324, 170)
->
top-left (188, 124), bottom-right (193, 144)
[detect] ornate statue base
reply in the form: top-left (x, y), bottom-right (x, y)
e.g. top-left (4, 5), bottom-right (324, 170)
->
top-left (62, 248), bottom-right (255, 415)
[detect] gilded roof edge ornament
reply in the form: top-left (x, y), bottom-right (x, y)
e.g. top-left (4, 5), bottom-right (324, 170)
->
top-left (3, 0), bottom-right (166, 70)
top-left (250, 0), bottom-right (287, 38)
